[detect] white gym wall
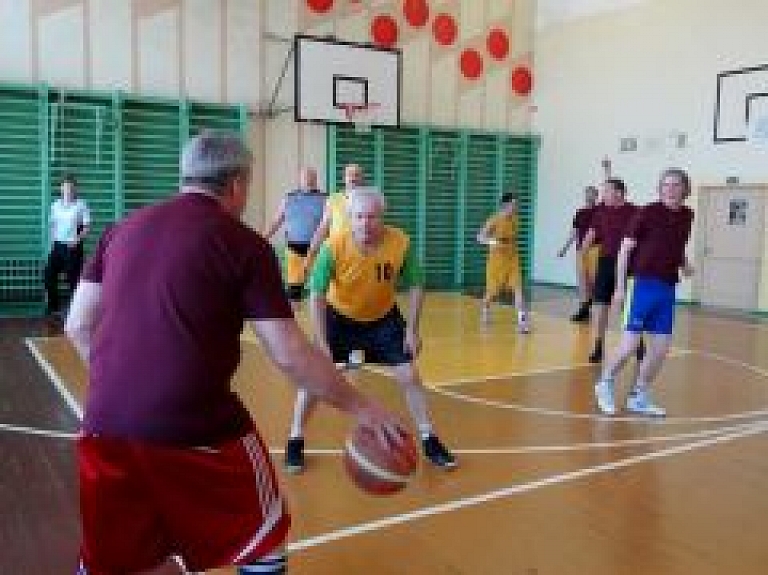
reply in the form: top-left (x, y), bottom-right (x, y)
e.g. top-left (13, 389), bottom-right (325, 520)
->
top-left (534, 0), bottom-right (768, 310)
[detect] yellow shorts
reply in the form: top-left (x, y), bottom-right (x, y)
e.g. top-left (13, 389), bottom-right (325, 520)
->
top-left (579, 246), bottom-right (599, 280)
top-left (485, 252), bottom-right (521, 298)
top-left (284, 247), bottom-right (308, 286)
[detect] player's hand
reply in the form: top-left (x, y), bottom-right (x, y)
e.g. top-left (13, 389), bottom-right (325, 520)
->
top-left (355, 403), bottom-right (418, 466)
top-left (404, 327), bottom-right (422, 357)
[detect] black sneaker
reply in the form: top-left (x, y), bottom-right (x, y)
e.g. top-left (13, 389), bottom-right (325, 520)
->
top-left (284, 437), bottom-right (305, 474)
top-left (589, 340), bottom-right (603, 364)
top-left (570, 304), bottom-right (590, 323)
top-left (422, 435), bottom-right (457, 470)
top-left (636, 338), bottom-right (646, 362)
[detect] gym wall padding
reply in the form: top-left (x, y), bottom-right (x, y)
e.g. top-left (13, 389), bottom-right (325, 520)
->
top-left (0, 82), bottom-right (246, 317)
top-left (327, 123), bottom-right (538, 291)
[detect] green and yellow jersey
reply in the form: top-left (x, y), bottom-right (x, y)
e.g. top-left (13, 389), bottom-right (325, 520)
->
top-left (327, 190), bottom-right (349, 236)
top-left (309, 226), bottom-right (424, 322)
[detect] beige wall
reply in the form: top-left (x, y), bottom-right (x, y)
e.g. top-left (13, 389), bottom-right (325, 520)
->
top-left (0, 0), bottom-right (534, 233)
top-left (534, 0), bottom-right (768, 310)
top-left (0, 0), bottom-right (267, 223)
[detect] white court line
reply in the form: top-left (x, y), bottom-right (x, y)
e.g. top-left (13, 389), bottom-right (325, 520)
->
top-left (25, 338), bottom-right (83, 420)
top-left (4, 421), bottom-right (762, 458)
top-left (429, 386), bottom-right (768, 425)
top-left (403, 348), bottom-right (692, 388)
top-left (363, 348), bottom-right (768, 425)
top-left (286, 419), bottom-right (768, 554)
top-left (0, 422), bottom-right (78, 440)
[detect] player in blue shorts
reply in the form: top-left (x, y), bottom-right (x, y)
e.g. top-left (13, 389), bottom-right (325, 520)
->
top-left (594, 168), bottom-right (694, 417)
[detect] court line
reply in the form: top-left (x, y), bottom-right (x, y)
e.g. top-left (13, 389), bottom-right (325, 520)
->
top-left (400, 348), bottom-right (692, 388)
top-left (0, 422), bottom-right (78, 440)
top-left (364, 348), bottom-right (768, 425)
top-left (25, 338), bottom-right (83, 421)
top-left (286, 419), bottom-right (768, 554)
top-left (3, 420), bottom-right (764, 458)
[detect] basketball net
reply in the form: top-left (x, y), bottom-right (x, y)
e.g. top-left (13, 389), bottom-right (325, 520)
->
top-left (340, 103), bottom-right (380, 134)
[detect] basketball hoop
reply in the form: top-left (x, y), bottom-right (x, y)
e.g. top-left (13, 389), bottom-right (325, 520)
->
top-left (340, 102), bottom-right (380, 133)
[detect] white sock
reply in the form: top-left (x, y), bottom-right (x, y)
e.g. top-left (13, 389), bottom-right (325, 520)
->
top-left (632, 379), bottom-right (648, 393)
top-left (418, 424), bottom-right (433, 440)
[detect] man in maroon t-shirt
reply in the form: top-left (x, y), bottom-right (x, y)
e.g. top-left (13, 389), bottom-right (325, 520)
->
top-left (558, 185), bottom-right (599, 322)
top-left (64, 131), bottom-right (415, 575)
top-left (594, 168), bottom-right (694, 417)
top-left (579, 177), bottom-right (638, 363)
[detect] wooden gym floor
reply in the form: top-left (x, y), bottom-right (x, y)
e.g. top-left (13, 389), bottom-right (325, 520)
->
top-left (3, 289), bottom-right (768, 574)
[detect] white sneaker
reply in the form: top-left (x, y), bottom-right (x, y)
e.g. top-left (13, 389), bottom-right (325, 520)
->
top-left (594, 378), bottom-right (617, 415)
top-left (625, 388), bottom-right (666, 417)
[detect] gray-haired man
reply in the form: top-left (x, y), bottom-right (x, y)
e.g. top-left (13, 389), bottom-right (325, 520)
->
top-left (65, 131), bottom-right (415, 575)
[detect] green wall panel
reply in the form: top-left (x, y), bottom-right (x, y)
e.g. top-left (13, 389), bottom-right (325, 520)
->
top-left (328, 123), bottom-right (538, 293)
top-left (0, 82), bottom-right (246, 317)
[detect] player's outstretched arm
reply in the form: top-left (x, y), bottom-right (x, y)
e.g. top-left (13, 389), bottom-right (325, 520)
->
top-left (558, 228), bottom-right (578, 257)
top-left (263, 198), bottom-right (286, 240)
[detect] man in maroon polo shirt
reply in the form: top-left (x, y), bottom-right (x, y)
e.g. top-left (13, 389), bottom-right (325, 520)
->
top-left (558, 184), bottom-right (599, 322)
top-left (579, 177), bottom-right (638, 363)
top-left (594, 168), bottom-right (694, 416)
top-left (64, 131), bottom-right (415, 575)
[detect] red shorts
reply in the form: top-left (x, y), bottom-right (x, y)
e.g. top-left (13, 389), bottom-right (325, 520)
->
top-left (77, 429), bottom-right (290, 574)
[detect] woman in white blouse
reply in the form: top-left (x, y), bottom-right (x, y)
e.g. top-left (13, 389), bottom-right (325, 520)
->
top-left (43, 174), bottom-right (90, 317)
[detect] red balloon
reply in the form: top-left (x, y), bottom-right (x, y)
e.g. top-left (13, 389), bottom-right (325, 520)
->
top-left (371, 14), bottom-right (398, 48)
top-left (460, 49), bottom-right (483, 80)
top-left (432, 13), bottom-right (457, 46)
top-left (486, 28), bottom-right (509, 60)
top-left (511, 66), bottom-right (533, 95)
top-left (306, 0), bottom-right (334, 13)
top-left (404, 0), bottom-right (429, 27)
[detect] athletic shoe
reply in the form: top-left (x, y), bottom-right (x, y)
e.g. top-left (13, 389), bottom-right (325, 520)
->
top-left (589, 340), bottom-right (603, 363)
top-left (594, 377), bottom-right (617, 415)
top-left (625, 388), bottom-right (666, 417)
top-left (422, 435), bottom-right (457, 470)
top-left (283, 437), bottom-right (305, 474)
top-left (570, 305), bottom-right (590, 323)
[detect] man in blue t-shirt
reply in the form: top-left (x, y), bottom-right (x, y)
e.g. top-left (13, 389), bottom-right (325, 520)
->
top-left (264, 167), bottom-right (328, 303)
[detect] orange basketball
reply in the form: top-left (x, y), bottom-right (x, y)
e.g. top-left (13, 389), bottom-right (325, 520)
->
top-left (344, 424), bottom-right (418, 496)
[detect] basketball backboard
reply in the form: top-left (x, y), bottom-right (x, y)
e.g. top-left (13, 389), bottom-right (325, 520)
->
top-left (294, 34), bottom-right (401, 127)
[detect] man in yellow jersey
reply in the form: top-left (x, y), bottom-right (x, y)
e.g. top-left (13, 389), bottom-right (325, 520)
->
top-left (306, 163), bottom-right (363, 261)
top-left (284, 187), bottom-right (457, 473)
top-left (477, 192), bottom-right (531, 333)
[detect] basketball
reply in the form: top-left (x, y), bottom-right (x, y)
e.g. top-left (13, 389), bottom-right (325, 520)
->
top-left (344, 424), bottom-right (418, 495)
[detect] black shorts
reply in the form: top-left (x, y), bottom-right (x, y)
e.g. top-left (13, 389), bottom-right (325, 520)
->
top-left (593, 255), bottom-right (617, 305)
top-left (326, 306), bottom-right (412, 366)
top-left (285, 242), bottom-right (310, 301)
